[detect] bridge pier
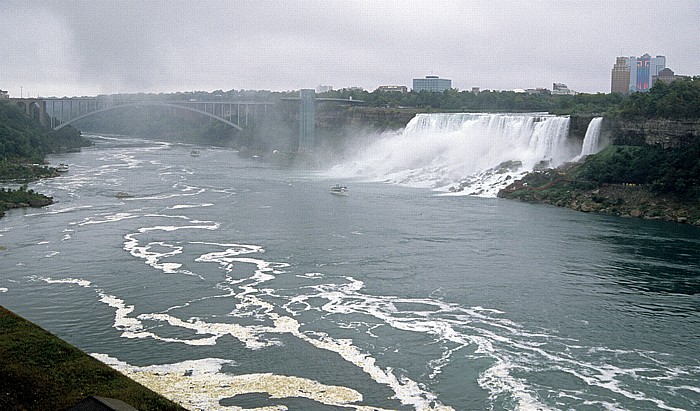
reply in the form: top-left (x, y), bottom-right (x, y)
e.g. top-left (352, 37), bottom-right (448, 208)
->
top-left (11, 99), bottom-right (48, 127)
top-left (298, 89), bottom-right (316, 153)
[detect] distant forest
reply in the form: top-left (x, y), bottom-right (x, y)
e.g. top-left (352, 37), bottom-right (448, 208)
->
top-left (89, 76), bottom-right (700, 118)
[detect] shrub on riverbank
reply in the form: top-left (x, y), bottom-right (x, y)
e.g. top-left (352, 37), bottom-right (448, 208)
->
top-left (0, 185), bottom-right (54, 217)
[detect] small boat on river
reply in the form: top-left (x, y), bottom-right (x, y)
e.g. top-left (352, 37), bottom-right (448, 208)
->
top-left (56, 163), bottom-right (69, 173)
top-left (190, 150), bottom-right (201, 157)
top-left (330, 184), bottom-right (348, 196)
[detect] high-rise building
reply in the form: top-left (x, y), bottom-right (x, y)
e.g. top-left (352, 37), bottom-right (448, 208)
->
top-left (636, 54), bottom-right (651, 91)
top-left (611, 57), bottom-right (631, 94)
top-left (624, 54), bottom-right (666, 92)
top-left (412, 76), bottom-right (452, 92)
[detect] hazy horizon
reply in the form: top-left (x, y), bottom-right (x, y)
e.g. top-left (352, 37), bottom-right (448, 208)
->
top-left (2, 0), bottom-right (699, 98)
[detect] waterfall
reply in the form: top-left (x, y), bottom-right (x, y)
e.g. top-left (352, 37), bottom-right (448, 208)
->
top-left (328, 113), bottom-right (579, 197)
top-left (578, 117), bottom-right (604, 157)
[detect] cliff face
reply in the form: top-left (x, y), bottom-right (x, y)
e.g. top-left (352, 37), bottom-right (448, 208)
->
top-left (568, 115), bottom-right (596, 145)
top-left (603, 117), bottom-right (700, 148)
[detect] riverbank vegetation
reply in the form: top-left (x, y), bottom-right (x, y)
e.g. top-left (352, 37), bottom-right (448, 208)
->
top-left (0, 305), bottom-right (184, 410)
top-left (0, 100), bottom-right (91, 217)
top-left (499, 142), bottom-right (700, 225)
top-left (0, 185), bottom-right (54, 217)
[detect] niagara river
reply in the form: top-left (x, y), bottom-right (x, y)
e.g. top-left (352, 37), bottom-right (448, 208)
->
top-left (1, 115), bottom-right (699, 410)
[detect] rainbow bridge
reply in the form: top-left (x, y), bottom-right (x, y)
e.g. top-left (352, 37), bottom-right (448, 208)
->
top-left (11, 98), bottom-right (274, 131)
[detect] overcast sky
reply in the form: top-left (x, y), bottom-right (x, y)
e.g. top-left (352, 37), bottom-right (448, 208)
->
top-left (2, 1), bottom-right (698, 97)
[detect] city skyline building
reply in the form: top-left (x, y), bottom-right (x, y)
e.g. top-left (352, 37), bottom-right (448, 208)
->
top-left (652, 67), bottom-right (690, 85)
top-left (412, 76), bottom-right (451, 92)
top-left (625, 54), bottom-right (666, 92)
top-left (551, 83), bottom-right (577, 95)
top-left (611, 57), bottom-right (631, 94)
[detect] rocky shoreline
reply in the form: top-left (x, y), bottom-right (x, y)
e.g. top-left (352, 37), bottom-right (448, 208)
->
top-left (498, 167), bottom-right (700, 226)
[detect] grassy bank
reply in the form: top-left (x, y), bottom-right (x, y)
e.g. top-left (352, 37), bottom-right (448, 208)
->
top-left (0, 306), bottom-right (185, 410)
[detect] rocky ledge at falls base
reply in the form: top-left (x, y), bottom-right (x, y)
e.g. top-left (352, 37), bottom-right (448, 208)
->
top-left (498, 167), bottom-right (700, 226)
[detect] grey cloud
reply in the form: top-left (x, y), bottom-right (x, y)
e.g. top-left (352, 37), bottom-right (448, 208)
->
top-left (1, 0), bottom-right (698, 96)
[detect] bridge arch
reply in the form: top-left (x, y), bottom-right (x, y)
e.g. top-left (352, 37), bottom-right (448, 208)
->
top-left (52, 101), bottom-right (243, 131)
top-left (15, 100), bottom-right (47, 126)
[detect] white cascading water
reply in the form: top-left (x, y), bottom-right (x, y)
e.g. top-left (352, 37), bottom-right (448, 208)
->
top-left (328, 113), bottom-right (580, 197)
top-left (578, 117), bottom-right (604, 157)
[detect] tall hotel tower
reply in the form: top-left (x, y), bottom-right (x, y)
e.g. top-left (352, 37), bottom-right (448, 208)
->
top-left (611, 57), bottom-right (631, 94)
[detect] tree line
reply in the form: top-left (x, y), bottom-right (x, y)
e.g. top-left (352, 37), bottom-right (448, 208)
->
top-left (0, 101), bottom-right (90, 163)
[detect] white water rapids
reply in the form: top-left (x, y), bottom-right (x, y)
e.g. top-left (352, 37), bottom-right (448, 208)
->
top-left (329, 113), bottom-right (606, 197)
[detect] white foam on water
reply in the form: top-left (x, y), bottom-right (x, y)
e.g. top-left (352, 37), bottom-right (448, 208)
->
top-left (34, 276), bottom-right (93, 288)
top-left (168, 203), bottom-right (214, 209)
top-left (90, 354), bottom-right (378, 411)
top-left (139, 186), bottom-right (205, 201)
top-left (108, 237), bottom-right (456, 409)
top-left (123, 238), bottom-right (185, 274)
top-left (34, 205), bottom-right (94, 215)
top-left (76, 212), bottom-right (139, 226)
top-left (194, 243), bottom-right (266, 273)
top-left (123, 221), bottom-right (221, 277)
top-left (280, 273), bottom-right (700, 410)
top-left (30, 250), bottom-right (449, 410)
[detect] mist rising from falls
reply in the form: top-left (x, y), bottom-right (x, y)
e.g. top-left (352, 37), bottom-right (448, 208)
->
top-left (328, 113), bottom-right (580, 197)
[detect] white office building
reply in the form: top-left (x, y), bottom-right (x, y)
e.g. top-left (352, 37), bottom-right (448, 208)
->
top-left (412, 76), bottom-right (452, 92)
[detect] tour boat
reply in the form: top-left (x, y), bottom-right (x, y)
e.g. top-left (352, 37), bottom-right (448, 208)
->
top-left (330, 184), bottom-right (348, 196)
top-left (56, 163), bottom-right (69, 172)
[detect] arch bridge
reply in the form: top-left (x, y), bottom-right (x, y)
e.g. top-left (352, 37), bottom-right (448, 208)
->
top-left (32, 98), bottom-right (274, 131)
